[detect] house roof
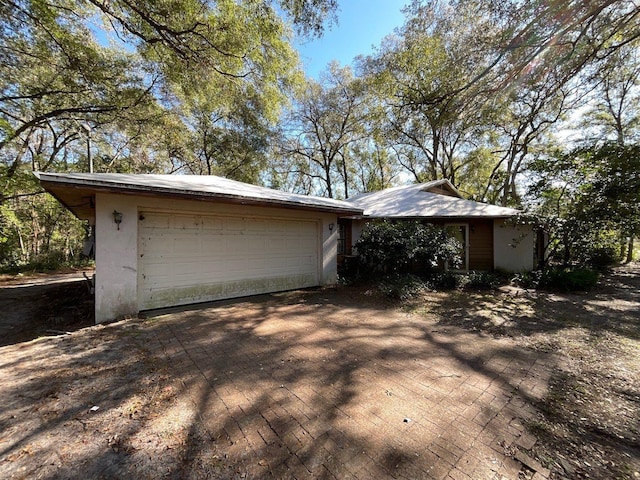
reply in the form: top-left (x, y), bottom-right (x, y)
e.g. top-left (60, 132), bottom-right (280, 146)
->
top-left (345, 180), bottom-right (520, 219)
top-left (34, 172), bottom-right (363, 219)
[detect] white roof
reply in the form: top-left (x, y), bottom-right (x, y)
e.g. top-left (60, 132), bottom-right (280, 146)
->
top-left (346, 180), bottom-right (519, 218)
top-left (34, 172), bottom-right (362, 215)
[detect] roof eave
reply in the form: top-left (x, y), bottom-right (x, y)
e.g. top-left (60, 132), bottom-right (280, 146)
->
top-left (36, 173), bottom-right (363, 216)
top-left (345, 213), bottom-right (518, 220)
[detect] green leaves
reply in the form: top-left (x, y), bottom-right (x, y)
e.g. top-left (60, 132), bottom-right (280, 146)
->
top-left (355, 220), bottom-right (461, 275)
top-left (528, 142), bottom-right (640, 267)
top-left (0, 0), bottom-right (337, 269)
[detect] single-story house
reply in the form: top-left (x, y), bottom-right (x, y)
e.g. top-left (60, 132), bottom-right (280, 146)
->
top-left (338, 180), bottom-right (537, 272)
top-left (35, 173), bottom-right (362, 323)
top-left (36, 173), bottom-right (536, 324)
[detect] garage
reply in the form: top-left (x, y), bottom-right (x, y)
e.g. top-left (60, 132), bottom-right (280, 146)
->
top-left (34, 172), bottom-right (362, 323)
top-left (138, 211), bottom-right (319, 310)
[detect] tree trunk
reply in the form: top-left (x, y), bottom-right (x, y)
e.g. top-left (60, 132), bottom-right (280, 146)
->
top-left (626, 236), bottom-right (634, 263)
top-left (341, 155), bottom-right (349, 199)
top-left (324, 164), bottom-right (333, 198)
top-left (16, 225), bottom-right (26, 262)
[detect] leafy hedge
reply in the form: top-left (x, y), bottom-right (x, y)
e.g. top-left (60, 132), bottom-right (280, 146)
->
top-left (539, 267), bottom-right (599, 291)
top-left (354, 220), bottom-right (461, 275)
top-left (513, 267), bottom-right (599, 292)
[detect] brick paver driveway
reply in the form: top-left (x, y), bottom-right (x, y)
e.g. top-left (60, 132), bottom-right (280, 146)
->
top-left (148, 287), bottom-right (553, 479)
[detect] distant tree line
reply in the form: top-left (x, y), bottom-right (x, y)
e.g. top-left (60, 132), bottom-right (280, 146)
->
top-left (1, 0), bottom-right (638, 270)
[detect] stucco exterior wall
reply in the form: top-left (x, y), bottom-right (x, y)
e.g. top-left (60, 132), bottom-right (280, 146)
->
top-left (94, 192), bottom-right (339, 323)
top-left (493, 219), bottom-right (535, 272)
top-left (95, 193), bottom-right (139, 323)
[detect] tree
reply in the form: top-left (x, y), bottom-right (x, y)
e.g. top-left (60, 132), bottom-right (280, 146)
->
top-left (0, 0), bottom-right (338, 269)
top-left (438, 0), bottom-right (640, 100)
top-left (574, 40), bottom-right (640, 257)
top-left (279, 63), bottom-right (367, 198)
top-left (349, 137), bottom-right (400, 193)
top-left (528, 143), bottom-right (640, 267)
top-left (358, 0), bottom-right (640, 205)
top-left (481, 73), bottom-right (574, 206)
top-left (579, 42), bottom-right (640, 147)
top-left (361, 2), bottom-right (493, 186)
top-left (585, 144), bottom-right (640, 262)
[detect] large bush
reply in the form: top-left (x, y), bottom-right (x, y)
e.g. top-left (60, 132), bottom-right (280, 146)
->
top-left (539, 267), bottom-right (600, 292)
top-left (513, 267), bottom-right (599, 292)
top-left (354, 220), bottom-right (461, 275)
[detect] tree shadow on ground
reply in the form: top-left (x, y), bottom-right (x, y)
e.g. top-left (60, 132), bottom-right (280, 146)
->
top-left (429, 263), bottom-right (640, 341)
top-left (0, 280), bottom-right (94, 347)
top-left (127, 288), bottom-right (552, 479)
top-left (2, 266), bottom-right (638, 479)
top-left (424, 263), bottom-right (640, 479)
top-left (1, 285), bottom-right (545, 479)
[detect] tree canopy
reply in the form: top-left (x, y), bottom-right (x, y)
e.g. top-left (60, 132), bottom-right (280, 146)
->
top-left (2, 0), bottom-right (639, 269)
top-left (0, 0), bottom-right (337, 269)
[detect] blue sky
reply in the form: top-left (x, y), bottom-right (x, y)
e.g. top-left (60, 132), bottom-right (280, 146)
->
top-left (294, 1), bottom-right (407, 79)
top-left (90, 1), bottom-right (407, 80)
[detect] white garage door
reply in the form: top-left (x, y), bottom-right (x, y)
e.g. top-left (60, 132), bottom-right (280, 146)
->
top-left (138, 211), bottom-right (319, 310)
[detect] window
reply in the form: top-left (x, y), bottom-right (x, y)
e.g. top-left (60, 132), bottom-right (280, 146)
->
top-left (337, 222), bottom-right (347, 255)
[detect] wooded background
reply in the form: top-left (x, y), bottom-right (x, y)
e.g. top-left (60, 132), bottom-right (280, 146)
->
top-left (1, 0), bottom-right (638, 271)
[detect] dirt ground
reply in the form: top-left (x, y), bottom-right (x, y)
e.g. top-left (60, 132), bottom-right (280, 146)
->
top-left (419, 263), bottom-right (640, 479)
top-left (0, 269), bottom-right (94, 347)
top-left (0, 264), bottom-right (638, 479)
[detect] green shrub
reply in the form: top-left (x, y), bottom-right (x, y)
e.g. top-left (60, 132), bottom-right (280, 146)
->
top-left (0, 252), bottom-right (93, 274)
top-left (355, 220), bottom-right (461, 276)
top-left (376, 274), bottom-right (430, 300)
top-left (464, 271), bottom-right (505, 289)
top-left (425, 271), bottom-right (506, 290)
top-left (538, 267), bottom-right (599, 292)
top-left (585, 245), bottom-right (621, 270)
top-left (512, 270), bottom-right (543, 289)
top-left (428, 271), bottom-right (461, 289)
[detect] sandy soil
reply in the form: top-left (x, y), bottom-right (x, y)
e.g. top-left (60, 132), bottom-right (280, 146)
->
top-left (0, 264), bottom-right (638, 479)
top-left (0, 270), bottom-right (94, 347)
top-left (418, 263), bottom-right (640, 479)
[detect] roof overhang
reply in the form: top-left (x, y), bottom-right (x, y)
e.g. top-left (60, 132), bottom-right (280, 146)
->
top-left (34, 173), bottom-right (363, 221)
top-left (343, 180), bottom-right (519, 219)
top-left (342, 214), bottom-right (518, 221)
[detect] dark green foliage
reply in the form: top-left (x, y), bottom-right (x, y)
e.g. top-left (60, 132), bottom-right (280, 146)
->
top-left (528, 143), bottom-right (640, 268)
top-left (375, 270), bottom-right (508, 300)
top-left (376, 274), bottom-right (429, 300)
top-left (355, 220), bottom-right (461, 275)
top-left (427, 271), bottom-right (506, 290)
top-left (0, 253), bottom-right (93, 275)
top-left (538, 267), bottom-right (600, 292)
top-left (511, 270), bottom-right (543, 289)
top-left (513, 267), bottom-right (599, 292)
top-left (429, 271), bottom-right (460, 290)
top-left (584, 244), bottom-right (622, 270)
top-left (462, 271), bottom-right (505, 289)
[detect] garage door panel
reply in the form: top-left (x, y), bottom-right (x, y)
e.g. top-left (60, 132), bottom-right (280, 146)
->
top-left (223, 218), bottom-right (244, 231)
top-left (143, 214), bottom-right (171, 229)
top-left (172, 216), bottom-right (200, 231)
top-left (247, 237), bottom-right (266, 251)
top-left (139, 212), bottom-right (319, 310)
top-left (246, 219), bottom-right (267, 233)
top-left (201, 217), bottom-right (223, 231)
